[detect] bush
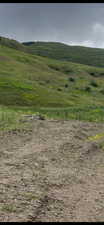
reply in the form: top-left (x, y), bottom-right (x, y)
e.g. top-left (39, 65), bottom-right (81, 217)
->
top-left (57, 88), bottom-right (62, 91)
top-left (90, 80), bottom-right (98, 87)
top-left (90, 72), bottom-right (99, 77)
top-left (100, 73), bottom-right (104, 76)
top-left (65, 84), bottom-right (68, 88)
top-left (85, 86), bottom-right (91, 92)
top-left (100, 89), bottom-right (104, 94)
top-left (69, 77), bottom-right (75, 82)
top-left (90, 72), bottom-right (95, 76)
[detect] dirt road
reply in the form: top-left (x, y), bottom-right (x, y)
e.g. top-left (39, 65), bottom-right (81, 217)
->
top-left (0, 119), bottom-right (104, 222)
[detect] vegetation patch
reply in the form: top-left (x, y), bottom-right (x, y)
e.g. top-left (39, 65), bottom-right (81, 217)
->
top-left (88, 133), bottom-right (104, 141)
top-left (69, 77), bottom-right (75, 82)
top-left (1, 204), bottom-right (17, 213)
top-left (90, 80), bottom-right (98, 87)
top-left (0, 37), bottom-right (104, 122)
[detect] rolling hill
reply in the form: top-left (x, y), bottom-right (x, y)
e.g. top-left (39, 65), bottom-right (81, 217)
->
top-left (0, 36), bottom-right (104, 110)
top-left (23, 41), bottom-right (104, 68)
top-left (1, 36), bottom-right (104, 68)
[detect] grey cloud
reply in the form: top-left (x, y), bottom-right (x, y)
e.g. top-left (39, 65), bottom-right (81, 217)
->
top-left (0, 3), bottom-right (104, 48)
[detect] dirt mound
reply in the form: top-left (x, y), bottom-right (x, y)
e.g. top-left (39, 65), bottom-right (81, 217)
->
top-left (0, 119), bottom-right (104, 222)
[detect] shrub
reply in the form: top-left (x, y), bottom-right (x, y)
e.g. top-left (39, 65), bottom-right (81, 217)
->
top-left (85, 86), bottom-right (91, 92)
top-left (65, 84), bottom-right (68, 88)
top-left (69, 77), bottom-right (75, 82)
top-left (100, 73), bottom-right (104, 76)
top-left (90, 80), bottom-right (98, 87)
top-left (57, 88), bottom-right (62, 91)
top-left (90, 72), bottom-right (99, 77)
top-left (100, 89), bottom-right (104, 94)
top-left (90, 72), bottom-right (95, 76)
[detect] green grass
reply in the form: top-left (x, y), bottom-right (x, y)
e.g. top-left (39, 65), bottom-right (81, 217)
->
top-left (23, 41), bottom-right (104, 68)
top-left (31, 106), bottom-right (104, 122)
top-left (1, 104), bottom-right (104, 132)
top-left (0, 36), bottom-right (104, 130)
top-left (0, 43), bottom-right (104, 109)
top-left (0, 106), bottom-right (33, 131)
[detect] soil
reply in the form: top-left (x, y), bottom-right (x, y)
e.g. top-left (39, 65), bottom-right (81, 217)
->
top-left (0, 119), bottom-right (104, 222)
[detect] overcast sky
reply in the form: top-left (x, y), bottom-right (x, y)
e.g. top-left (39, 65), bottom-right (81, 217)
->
top-left (1, 3), bottom-right (104, 48)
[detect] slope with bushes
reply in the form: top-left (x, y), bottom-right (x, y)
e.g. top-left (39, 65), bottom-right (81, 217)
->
top-left (0, 42), bottom-right (104, 109)
top-left (0, 36), bottom-right (104, 125)
top-left (23, 41), bottom-right (104, 68)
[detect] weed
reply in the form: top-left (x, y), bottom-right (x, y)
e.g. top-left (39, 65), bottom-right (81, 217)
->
top-left (1, 204), bottom-right (17, 213)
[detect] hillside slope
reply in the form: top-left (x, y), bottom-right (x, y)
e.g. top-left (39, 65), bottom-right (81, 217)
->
top-left (1, 37), bottom-right (104, 68)
top-left (0, 42), bottom-right (104, 108)
top-left (23, 41), bottom-right (104, 68)
top-left (0, 36), bottom-right (28, 52)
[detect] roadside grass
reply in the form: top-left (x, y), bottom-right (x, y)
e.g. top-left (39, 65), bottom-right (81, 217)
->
top-left (26, 105), bottom-right (104, 122)
top-left (88, 131), bottom-right (104, 151)
top-left (1, 105), bottom-right (104, 132)
top-left (88, 133), bottom-right (104, 141)
top-left (0, 106), bottom-right (33, 132)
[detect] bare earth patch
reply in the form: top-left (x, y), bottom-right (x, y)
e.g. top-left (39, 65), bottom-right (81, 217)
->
top-left (0, 55), bottom-right (11, 61)
top-left (0, 119), bottom-right (104, 222)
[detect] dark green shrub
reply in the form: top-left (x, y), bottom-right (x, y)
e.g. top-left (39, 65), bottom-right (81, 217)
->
top-left (69, 77), bottom-right (75, 82)
top-left (57, 88), bottom-right (62, 91)
top-left (90, 80), bottom-right (98, 87)
top-left (85, 86), bottom-right (91, 92)
top-left (100, 89), bottom-right (104, 94)
top-left (90, 72), bottom-right (99, 77)
top-left (100, 73), bottom-right (104, 76)
top-left (90, 72), bottom-right (95, 76)
top-left (65, 84), bottom-right (68, 88)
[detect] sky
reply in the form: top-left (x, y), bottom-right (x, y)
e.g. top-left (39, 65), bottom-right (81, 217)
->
top-left (1, 3), bottom-right (104, 48)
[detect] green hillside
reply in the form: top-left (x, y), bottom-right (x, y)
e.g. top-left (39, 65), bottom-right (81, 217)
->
top-left (0, 36), bottom-right (28, 52)
top-left (1, 37), bottom-right (104, 68)
top-left (0, 42), bottom-right (104, 109)
top-left (23, 41), bottom-right (104, 68)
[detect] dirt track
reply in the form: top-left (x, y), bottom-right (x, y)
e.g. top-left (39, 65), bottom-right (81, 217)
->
top-left (0, 119), bottom-right (104, 222)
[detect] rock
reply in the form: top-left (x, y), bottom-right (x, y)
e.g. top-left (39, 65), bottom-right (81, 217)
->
top-left (20, 114), bottom-right (45, 122)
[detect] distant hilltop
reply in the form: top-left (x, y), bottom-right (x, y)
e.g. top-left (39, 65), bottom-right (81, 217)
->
top-left (0, 35), bottom-right (104, 67)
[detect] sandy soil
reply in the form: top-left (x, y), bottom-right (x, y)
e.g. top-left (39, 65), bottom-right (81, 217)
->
top-left (0, 119), bottom-right (104, 222)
